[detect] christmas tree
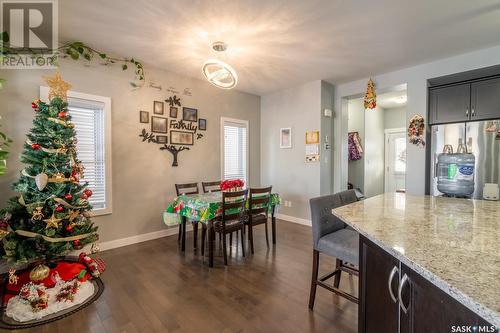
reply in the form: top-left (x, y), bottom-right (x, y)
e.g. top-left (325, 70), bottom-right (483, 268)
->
top-left (0, 72), bottom-right (98, 265)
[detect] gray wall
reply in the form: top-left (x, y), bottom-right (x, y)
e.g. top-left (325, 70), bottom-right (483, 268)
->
top-left (384, 106), bottom-right (406, 129)
top-left (0, 59), bottom-right (261, 243)
top-left (320, 81), bottom-right (334, 195)
top-left (364, 106), bottom-right (385, 197)
top-left (347, 98), bottom-right (365, 192)
top-left (261, 80), bottom-right (322, 220)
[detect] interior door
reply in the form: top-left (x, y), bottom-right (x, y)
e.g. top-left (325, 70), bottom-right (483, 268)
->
top-left (385, 131), bottom-right (406, 193)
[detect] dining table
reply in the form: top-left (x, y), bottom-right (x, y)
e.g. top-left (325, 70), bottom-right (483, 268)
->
top-left (164, 191), bottom-right (281, 267)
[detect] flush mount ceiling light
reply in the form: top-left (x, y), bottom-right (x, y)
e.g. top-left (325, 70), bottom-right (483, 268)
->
top-left (202, 42), bottom-right (238, 89)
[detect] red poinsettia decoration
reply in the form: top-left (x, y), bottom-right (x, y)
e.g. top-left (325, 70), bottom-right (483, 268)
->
top-left (220, 179), bottom-right (245, 191)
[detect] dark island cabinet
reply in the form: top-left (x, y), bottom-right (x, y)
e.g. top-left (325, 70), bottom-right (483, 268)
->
top-left (429, 76), bottom-right (500, 125)
top-left (359, 235), bottom-right (493, 333)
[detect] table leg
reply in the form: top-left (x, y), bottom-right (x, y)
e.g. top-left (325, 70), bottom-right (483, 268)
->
top-left (193, 222), bottom-right (198, 250)
top-left (272, 205), bottom-right (277, 245)
top-left (181, 216), bottom-right (186, 252)
top-left (209, 224), bottom-right (214, 267)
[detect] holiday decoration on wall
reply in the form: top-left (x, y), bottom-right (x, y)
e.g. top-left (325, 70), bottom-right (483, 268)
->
top-left (408, 115), bottom-right (426, 147)
top-left (0, 73), bottom-right (104, 326)
top-left (138, 95), bottom-right (205, 166)
top-left (364, 78), bottom-right (377, 110)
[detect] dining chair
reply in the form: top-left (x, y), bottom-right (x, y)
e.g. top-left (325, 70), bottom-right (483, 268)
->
top-left (202, 181), bottom-right (221, 193)
top-left (175, 182), bottom-right (200, 249)
top-left (246, 186), bottom-right (272, 254)
top-left (308, 190), bottom-right (359, 309)
top-left (203, 189), bottom-right (247, 265)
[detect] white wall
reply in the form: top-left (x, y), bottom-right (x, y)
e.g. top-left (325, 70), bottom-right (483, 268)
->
top-left (384, 106), bottom-right (406, 129)
top-left (334, 44), bottom-right (500, 194)
top-left (0, 59), bottom-right (261, 243)
top-left (261, 80), bottom-right (322, 220)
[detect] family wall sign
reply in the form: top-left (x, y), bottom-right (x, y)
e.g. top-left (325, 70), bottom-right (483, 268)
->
top-left (138, 95), bottom-right (206, 166)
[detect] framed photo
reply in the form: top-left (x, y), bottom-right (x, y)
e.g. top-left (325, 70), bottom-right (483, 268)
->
top-left (153, 101), bottom-right (164, 115)
top-left (305, 130), bottom-right (320, 144)
top-left (198, 118), bottom-right (207, 130)
top-left (151, 116), bottom-right (168, 133)
top-left (170, 106), bottom-right (178, 118)
top-left (280, 128), bottom-right (292, 148)
top-left (170, 131), bottom-right (194, 145)
top-left (182, 107), bottom-right (198, 122)
top-left (140, 111), bottom-right (149, 123)
top-left (156, 135), bottom-right (168, 144)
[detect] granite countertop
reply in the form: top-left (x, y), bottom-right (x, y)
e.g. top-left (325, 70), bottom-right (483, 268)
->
top-left (332, 193), bottom-right (500, 327)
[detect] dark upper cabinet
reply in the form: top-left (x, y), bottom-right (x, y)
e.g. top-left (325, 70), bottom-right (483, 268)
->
top-left (429, 83), bottom-right (471, 124)
top-left (359, 236), bottom-right (400, 333)
top-left (399, 264), bottom-right (479, 333)
top-left (471, 77), bottom-right (500, 121)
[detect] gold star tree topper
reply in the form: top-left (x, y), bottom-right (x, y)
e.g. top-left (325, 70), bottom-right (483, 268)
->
top-left (43, 71), bottom-right (72, 101)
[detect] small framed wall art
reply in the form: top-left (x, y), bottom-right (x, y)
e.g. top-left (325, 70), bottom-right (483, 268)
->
top-left (280, 127), bottom-right (292, 148)
top-left (182, 107), bottom-right (198, 122)
top-left (151, 116), bottom-right (168, 133)
top-left (305, 130), bottom-right (320, 144)
top-left (170, 106), bottom-right (178, 118)
top-left (170, 131), bottom-right (194, 145)
top-left (156, 135), bottom-right (168, 144)
top-left (140, 111), bottom-right (149, 123)
top-left (198, 118), bottom-right (207, 130)
top-left (153, 101), bottom-right (164, 115)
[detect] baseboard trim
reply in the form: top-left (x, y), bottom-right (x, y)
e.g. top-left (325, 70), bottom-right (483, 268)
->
top-left (92, 225), bottom-right (192, 252)
top-left (276, 213), bottom-right (311, 226)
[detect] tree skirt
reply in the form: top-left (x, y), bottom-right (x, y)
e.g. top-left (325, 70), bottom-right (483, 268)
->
top-left (6, 279), bottom-right (94, 322)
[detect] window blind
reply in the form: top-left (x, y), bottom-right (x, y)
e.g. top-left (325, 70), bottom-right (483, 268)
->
top-left (223, 121), bottom-right (247, 183)
top-left (67, 97), bottom-right (107, 210)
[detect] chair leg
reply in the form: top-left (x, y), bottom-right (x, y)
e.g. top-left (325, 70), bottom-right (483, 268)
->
top-left (309, 250), bottom-right (320, 310)
top-left (229, 232), bottom-right (233, 246)
top-left (248, 224), bottom-right (255, 254)
top-left (178, 224), bottom-right (182, 242)
top-left (222, 233), bottom-right (228, 265)
top-left (193, 222), bottom-right (198, 250)
top-left (240, 229), bottom-right (245, 257)
top-left (264, 221), bottom-right (270, 248)
top-left (201, 225), bottom-right (206, 256)
top-left (334, 259), bottom-right (342, 289)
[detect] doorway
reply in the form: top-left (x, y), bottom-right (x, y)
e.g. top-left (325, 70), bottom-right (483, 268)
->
top-left (346, 88), bottom-right (407, 198)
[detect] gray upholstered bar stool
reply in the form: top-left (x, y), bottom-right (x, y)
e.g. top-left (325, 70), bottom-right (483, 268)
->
top-left (308, 190), bottom-right (359, 309)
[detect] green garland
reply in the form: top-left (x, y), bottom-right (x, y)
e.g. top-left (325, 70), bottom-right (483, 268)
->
top-left (0, 31), bottom-right (145, 82)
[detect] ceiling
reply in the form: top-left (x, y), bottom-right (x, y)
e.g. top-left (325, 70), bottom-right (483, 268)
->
top-left (377, 90), bottom-right (407, 109)
top-left (59, 0), bottom-right (500, 95)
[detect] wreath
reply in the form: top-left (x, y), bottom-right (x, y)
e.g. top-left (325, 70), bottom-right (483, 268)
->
top-left (408, 115), bottom-right (425, 147)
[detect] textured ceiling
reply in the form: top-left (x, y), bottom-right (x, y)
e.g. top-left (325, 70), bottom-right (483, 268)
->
top-left (60, 0), bottom-right (500, 95)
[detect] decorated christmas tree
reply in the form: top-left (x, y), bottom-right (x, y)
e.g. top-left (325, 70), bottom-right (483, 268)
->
top-left (0, 72), bottom-right (98, 265)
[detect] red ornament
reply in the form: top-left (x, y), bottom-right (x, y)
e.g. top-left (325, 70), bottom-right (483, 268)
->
top-left (66, 224), bottom-right (73, 232)
top-left (64, 193), bottom-right (72, 200)
top-left (81, 193), bottom-right (88, 200)
top-left (31, 143), bottom-right (41, 150)
top-left (58, 112), bottom-right (66, 119)
top-left (73, 239), bottom-right (80, 246)
top-left (83, 189), bottom-right (93, 197)
top-left (55, 205), bottom-right (64, 212)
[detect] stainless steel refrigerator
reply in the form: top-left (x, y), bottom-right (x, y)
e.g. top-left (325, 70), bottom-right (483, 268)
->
top-left (429, 120), bottom-right (500, 199)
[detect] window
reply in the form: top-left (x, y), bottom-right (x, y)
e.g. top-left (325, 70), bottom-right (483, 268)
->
top-left (40, 87), bottom-right (112, 215)
top-left (221, 118), bottom-right (248, 183)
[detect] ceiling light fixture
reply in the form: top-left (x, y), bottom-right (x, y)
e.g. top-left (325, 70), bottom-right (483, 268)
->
top-left (202, 42), bottom-right (238, 90)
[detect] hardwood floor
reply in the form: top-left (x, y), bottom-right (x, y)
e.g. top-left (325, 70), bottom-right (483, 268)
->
top-left (12, 220), bottom-right (358, 333)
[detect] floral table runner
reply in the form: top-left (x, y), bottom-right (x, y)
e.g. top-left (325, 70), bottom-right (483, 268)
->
top-left (163, 192), bottom-right (281, 226)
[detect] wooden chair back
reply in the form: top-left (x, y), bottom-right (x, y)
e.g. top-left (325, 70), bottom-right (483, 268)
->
top-left (175, 182), bottom-right (199, 196)
top-left (202, 181), bottom-right (221, 193)
top-left (221, 189), bottom-right (248, 232)
top-left (249, 186), bottom-right (272, 216)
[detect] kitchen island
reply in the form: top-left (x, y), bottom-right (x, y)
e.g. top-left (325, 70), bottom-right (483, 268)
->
top-left (332, 193), bottom-right (499, 331)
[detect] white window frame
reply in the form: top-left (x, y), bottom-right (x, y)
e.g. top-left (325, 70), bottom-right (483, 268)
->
top-left (40, 86), bottom-right (113, 216)
top-left (220, 117), bottom-right (249, 184)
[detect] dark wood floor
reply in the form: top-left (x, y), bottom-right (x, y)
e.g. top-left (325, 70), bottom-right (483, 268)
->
top-left (9, 220), bottom-right (358, 333)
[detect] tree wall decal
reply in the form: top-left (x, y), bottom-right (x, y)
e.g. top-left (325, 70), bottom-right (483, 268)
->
top-left (160, 145), bottom-right (189, 167)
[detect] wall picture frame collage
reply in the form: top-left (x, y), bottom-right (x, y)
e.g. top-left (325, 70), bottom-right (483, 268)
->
top-left (137, 95), bottom-right (207, 166)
